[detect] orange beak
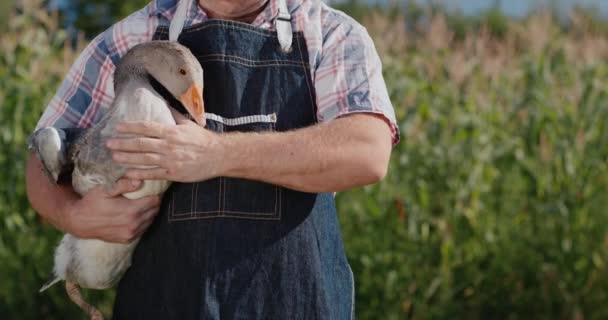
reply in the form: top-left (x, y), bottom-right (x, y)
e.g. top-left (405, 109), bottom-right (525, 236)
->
top-left (179, 83), bottom-right (205, 125)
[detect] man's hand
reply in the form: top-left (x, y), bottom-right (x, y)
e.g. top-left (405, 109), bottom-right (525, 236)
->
top-left (107, 117), bottom-right (224, 182)
top-left (65, 179), bottom-right (161, 244)
top-left (26, 155), bottom-right (162, 243)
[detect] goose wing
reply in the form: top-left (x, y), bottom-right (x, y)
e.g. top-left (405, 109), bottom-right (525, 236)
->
top-left (71, 88), bottom-right (174, 195)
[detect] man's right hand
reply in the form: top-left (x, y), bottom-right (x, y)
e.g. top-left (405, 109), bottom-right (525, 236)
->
top-left (64, 179), bottom-right (161, 244)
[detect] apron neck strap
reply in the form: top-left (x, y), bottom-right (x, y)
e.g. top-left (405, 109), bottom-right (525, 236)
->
top-left (274, 0), bottom-right (293, 53)
top-left (169, 0), bottom-right (293, 53)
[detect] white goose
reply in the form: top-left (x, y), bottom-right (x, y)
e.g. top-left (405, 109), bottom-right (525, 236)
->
top-left (30, 40), bottom-right (204, 319)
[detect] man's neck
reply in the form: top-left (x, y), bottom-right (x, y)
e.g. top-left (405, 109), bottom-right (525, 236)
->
top-left (199, 0), bottom-right (270, 24)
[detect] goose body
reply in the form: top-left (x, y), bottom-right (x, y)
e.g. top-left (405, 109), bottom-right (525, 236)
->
top-left (54, 83), bottom-right (176, 290)
top-left (31, 41), bottom-right (204, 318)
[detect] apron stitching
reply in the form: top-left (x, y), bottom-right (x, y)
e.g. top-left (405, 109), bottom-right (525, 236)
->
top-left (220, 210), bottom-right (278, 215)
top-left (277, 183), bottom-right (282, 220)
top-left (348, 264), bottom-right (356, 320)
top-left (272, 122), bottom-right (278, 217)
top-left (171, 211), bottom-right (211, 216)
top-left (219, 189), bottom-right (281, 218)
top-left (170, 209), bottom-right (278, 216)
top-left (168, 214), bottom-right (281, 221)
top-left (195, 181), bottom-right (200, 212)
top-left (219, 176), bottom-right (224, 215)
top-left (171, 187), bottom-right (176, 220)
top-left (221, 176), bottom-right (226, 216)
top-left (196, 53), bottom-right (308, 65)
top-left (185, 23), bottom-right (279, 38)
top-left (191, 181), bottom-right (196, 214)
top-left (199, 58), bottom-right (306, 68)
top-left (196, 54), bottom-right (308, 67)
top-left (171, 210), bottom-right (277, 215)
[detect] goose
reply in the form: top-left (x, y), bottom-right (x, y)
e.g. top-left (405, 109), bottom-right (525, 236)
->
top-left (29, 40), bottom-right (204, 319)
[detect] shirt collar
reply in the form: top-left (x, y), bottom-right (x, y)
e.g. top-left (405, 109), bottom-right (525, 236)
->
top-left (149, 0), bottom-right (296, 28)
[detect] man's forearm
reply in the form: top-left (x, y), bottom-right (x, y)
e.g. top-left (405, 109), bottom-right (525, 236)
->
top-left (110, 113), bottom-right (393, 192)
top-left (220, 114), bottom-right (393, 193)
top-left (26, 153), bottom-right (79, 231)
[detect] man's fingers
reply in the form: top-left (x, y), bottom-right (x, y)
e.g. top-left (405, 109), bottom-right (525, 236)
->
top-left (124, 168), bottom-right (169, 180)
top-left (115, 121), bottom-right (167, 138)
top-left (113, 152), bottom-right (165, 166)
top-left (106, 179), bottom-right (142, 197)
top-left (132, 195), bottom-right (162, 217)
top-left (106, 137), bottom-right (165, 153)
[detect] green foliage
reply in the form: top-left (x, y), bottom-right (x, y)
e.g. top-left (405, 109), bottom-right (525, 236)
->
top-left (0, 0), bottom-right (15, 32)
top-left (0, 3), bottom-right (113, 319)
top-left (4, 1), bottom-right (608, 319)
top-left (342, 8), bottom-right (608, 320)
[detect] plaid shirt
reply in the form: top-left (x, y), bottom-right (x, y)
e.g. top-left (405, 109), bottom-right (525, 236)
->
top-left (36, 0), bottom-right (399, 143)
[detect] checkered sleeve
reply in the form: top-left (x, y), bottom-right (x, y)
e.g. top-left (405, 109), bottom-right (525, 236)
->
top-left (314, 19), bottom-right (399, 144)
top-left (35, 32), bottom-right (117, 130)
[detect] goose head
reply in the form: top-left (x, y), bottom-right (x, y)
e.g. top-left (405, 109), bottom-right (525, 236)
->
top-left (114, 41), bottom-right (205, 125)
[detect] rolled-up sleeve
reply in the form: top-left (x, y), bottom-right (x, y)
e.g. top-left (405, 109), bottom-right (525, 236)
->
top-left (314, 18), bottom-right (399, 144)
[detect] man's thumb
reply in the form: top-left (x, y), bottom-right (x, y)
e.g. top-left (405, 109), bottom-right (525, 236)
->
top-left (107, 179), bottom-right (141, 197)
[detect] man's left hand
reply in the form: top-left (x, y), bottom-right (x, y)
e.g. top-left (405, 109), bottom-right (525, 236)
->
top-left (107, 117), bottom-right (224, 182)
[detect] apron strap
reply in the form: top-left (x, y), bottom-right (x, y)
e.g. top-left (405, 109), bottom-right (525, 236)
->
top-left (274, 0), bottom-right (293, 53)
top-left (170, 0), bottom-right (190, 41)
top-left (169, 0), bottom-right (293, 53)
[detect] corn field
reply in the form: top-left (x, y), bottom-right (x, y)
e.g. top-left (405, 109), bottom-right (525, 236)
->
top-left (3, 1), bottom-right (608, 319)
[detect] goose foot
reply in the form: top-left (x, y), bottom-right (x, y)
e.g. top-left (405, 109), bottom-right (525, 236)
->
top-left (65, 281), bottom-right (104, 320)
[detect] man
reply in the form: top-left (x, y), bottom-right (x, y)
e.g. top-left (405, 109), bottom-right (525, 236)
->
top-left (26, 0), bottom-right (398, 318)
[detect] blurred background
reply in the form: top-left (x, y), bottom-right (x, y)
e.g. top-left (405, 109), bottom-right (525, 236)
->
top-left (3, 0), bottom-right (608, 319)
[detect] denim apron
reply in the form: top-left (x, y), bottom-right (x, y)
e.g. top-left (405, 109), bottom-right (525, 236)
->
top-left (112, 0), bottom-right (354, 319)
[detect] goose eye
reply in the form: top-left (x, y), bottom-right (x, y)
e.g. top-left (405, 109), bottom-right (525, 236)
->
top-left (179, 69), bottom-right (187, 75)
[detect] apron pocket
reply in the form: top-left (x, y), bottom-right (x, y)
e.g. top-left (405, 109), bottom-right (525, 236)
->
top-left (221, 177), bottom-right (282, 220)
top-left (168, 178), bottom-right (223, 221)
top-left (168, 113), bottom-right (282, 221)
top-left (216, 112), bottom-right (281, 220)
